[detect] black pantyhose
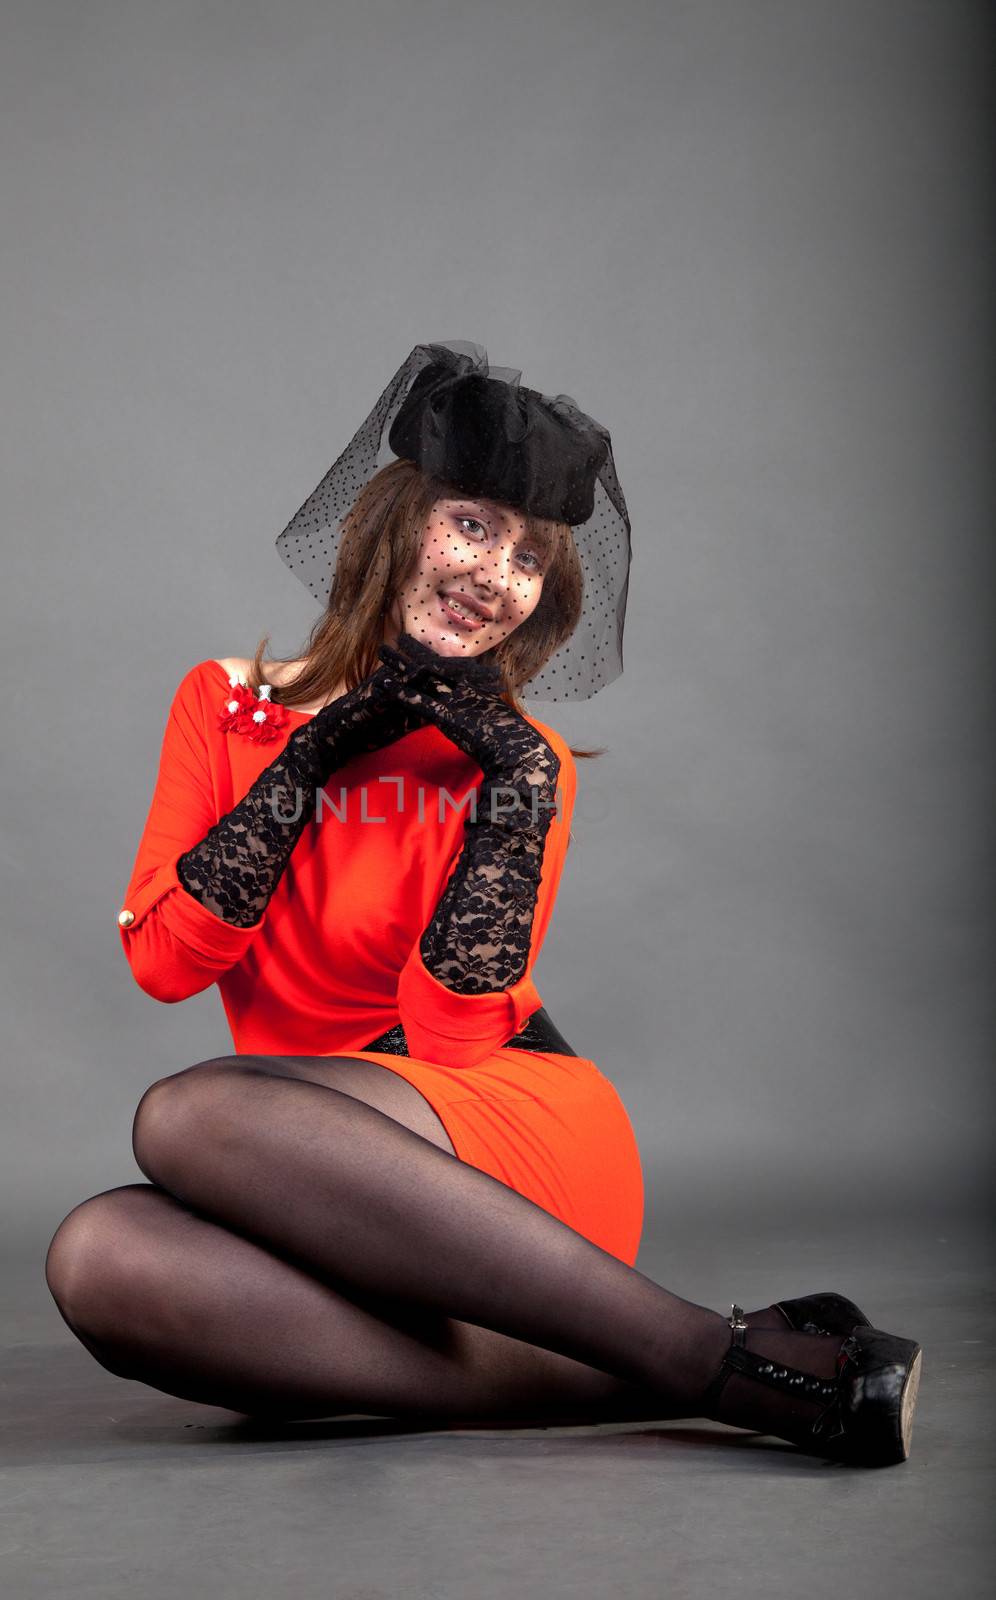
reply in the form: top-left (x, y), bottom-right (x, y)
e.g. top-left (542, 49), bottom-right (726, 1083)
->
top-left (47, 1059), bottom-right (843, 1445)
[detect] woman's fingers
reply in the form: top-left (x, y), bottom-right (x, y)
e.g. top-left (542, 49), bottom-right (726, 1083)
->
top-left (369, 634), bottom-right (511, 768)
top-left (376, 644), bottom-right (443, 694)
top-left (379, 632), bottom-right (503, 692)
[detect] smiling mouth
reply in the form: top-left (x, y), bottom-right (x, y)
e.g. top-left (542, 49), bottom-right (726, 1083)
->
top-left (439, 592), bottom-right (489, 629)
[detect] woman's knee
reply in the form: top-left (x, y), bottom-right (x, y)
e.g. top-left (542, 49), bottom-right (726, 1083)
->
top-left (131, 1055), bottom-right (247, 1184)
top-left (45, 1185), bottom-right (154, 1343)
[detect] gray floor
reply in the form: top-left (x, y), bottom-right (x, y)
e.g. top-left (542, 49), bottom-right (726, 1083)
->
top-left (4, 1198), bottom-right (992, 1599)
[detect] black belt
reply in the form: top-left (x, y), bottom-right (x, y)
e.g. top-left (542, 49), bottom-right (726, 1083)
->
top-left (363, 1005), bottom-right (578, 1058)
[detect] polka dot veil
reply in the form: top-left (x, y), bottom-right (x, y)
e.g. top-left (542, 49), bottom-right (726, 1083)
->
top-left (273, 339), bottom-right (633, 703)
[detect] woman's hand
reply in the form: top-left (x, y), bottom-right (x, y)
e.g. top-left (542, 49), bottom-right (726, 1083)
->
top-left (376, 632), bottom-right (560, 815)
top-left (300, 650), bottom-right (436, 785)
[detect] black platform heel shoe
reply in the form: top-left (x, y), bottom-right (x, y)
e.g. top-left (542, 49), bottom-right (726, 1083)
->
top-left (771, 1292), bottom-right (872, 1337)
top-left (701, 1305), bottom-right (923, 1466)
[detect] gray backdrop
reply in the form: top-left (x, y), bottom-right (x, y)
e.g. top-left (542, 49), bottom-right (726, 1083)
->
top-left (3, 0), bottom-right (993, 1247)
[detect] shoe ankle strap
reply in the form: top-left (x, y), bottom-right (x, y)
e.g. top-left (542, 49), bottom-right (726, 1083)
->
top-left (698, 1304), bottom-right (750, 1411)
top-left (700, 1303), bottom-right (846, 1417)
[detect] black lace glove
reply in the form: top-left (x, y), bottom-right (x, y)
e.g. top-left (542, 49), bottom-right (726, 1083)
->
top-left (375, 631), bottom-right (563, 995)
top-left (175, 659), bottom-right (433, 928)
top-left (376, 632), bottom-right (559, 801)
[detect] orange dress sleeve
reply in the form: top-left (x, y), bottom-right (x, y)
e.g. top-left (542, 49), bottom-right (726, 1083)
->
top-left (117, 665), bottom-right (264, 1002)
top-left (395, 721), bottom-right (577, 1070)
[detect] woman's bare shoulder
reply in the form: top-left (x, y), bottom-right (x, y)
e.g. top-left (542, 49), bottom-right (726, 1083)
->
top-left (214, 656), bottom-right (251, 679)
top-left (214, 656), bottom-right (303, 685)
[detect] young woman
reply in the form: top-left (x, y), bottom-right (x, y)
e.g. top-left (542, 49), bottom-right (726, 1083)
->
top-left (45, 341), bottom-right (921, 1463)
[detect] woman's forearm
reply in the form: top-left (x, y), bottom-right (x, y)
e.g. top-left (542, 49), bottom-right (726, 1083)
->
top-left (174, 725), bottom-right (331, 928)
top-left (418, 774), bottom-right (561, 994)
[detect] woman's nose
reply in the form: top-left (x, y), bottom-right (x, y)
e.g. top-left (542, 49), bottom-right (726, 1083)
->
top-left (472, 543), bottom-right (514, 592)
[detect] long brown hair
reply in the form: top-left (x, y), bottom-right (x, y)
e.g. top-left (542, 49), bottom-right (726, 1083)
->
top-left (246, 459), bottom-right (606, 760)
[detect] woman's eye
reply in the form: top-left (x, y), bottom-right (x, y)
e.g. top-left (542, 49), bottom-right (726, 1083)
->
top-left (455, 516), bottom-right (543, 574)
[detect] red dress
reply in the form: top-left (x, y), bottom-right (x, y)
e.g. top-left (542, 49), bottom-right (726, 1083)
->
top-left (117, 659), bottom-right (644, 1265)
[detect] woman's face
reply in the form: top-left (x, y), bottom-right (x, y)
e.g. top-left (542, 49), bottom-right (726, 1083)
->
top-left (389, 494), bottom-right (547, 657)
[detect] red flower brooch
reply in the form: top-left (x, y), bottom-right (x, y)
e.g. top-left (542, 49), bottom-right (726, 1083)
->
top-left (217, 673), bottom-right (291, 745)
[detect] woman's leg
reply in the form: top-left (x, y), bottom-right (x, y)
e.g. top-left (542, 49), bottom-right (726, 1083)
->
top-left (103, 1054), bottom-right (845, 1439)
top-left (45, 1183), bottom-right (664, 1424)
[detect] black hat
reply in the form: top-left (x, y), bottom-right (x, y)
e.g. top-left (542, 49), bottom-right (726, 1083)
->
top-left (275, 339), bottom-right (632, 701)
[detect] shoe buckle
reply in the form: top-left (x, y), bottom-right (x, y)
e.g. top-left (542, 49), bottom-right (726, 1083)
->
top-left (728, 1303), bottom-right (749, 1347)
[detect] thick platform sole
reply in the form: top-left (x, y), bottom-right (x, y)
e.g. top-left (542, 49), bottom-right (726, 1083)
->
top-left (820, 1330), bottom-right (923, 1467)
